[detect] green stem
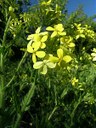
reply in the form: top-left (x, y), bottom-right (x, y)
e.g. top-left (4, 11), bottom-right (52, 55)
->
top-left (2, 16), bottom-right (11, 46)
top-left (13, 80), bottom-right (35, 128)
top-left (13, 114), bottom-right (22, 128)
top-left (70, 95), bottom-right (82, 127)
top-left (0, 16), bottom-right (11, 127)
top-left (48, 106), bottom-right (58, 120)
top-left (6, 52), bottom-right (27, 88)
top-left (0, 53), bottom-right (4, 128)
top-left (0, 53), bottom-right (4, 112)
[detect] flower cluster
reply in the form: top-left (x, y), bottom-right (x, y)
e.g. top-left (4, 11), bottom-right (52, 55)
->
top-left (27, 27), bottom-right (48, 63)
top-left (73, 23), bottom-right (95, 40)
top-left (9, 18), bottom-right (22, 37)
top-left (27, 23), bottom-right (74, 74)
top-left (27, 23), bottom-right (96, 75)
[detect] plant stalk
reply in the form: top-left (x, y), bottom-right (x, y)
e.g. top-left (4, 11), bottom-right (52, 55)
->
top-left (13, 113), bottom-right (22, 128)
top-left (6, 52), bottom-right (27, 88)
top-left (13, 81), bottom-right (35, 128)
top-left (0, 16), bottom-right (11, 127)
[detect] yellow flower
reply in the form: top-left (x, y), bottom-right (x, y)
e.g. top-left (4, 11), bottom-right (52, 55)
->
top-left (33, 60), bottom-right (56, 75)
top-left (27, 27), bottom-right (48, 49)
top-left (49, 49), bottom-right (64, 65)
top-left (55, 4), bottom-right (61, 15)
top-left (74, 23), bottom-right (81, 29)
top-left (60, 36), bottom-right (75, 48)
top-left (46, 24), bottom-right (66, 38)
top-left (71, 77), bottom-right (78, 86)
top-left (49, 48), bottom-right (72, 65)
top-left (41, 0), bottom-right (52, 5)
top-left (27, 41), bottom-right (45, 63)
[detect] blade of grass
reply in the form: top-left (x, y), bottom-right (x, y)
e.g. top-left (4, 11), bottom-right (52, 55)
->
top-left (13, 79), bottom-right (35, 128)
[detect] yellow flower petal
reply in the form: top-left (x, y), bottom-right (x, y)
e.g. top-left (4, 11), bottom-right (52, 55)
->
top-left (40, 43), bottom-right (46, 49)
top-left (41, 65), bottom-right (47, 75)
top-left (46, 61), bottom-right (56, 68)
top-left (91, 53), bottom-right (96, 57)
top-left (63, 55), bottom-right (72, 63)
top-left (60, 37), bottom-right (65, 43)
top-left (34, 34), bottom-right (41, 42)
top-left (27, 45), bottom-right (33, 53)
top-left (33, 61), bottom-right (43, 69)
top-left (68, 43), bottom-right (75, 47)
top-left (40, 31), bottom-right (48, 36)
top-left (41, 35), bottom-right (48, 42)
top-left (49, 56), bottom-right (59, 63)
top-left (80, 34), bottom-right (85, 38)
top-left (46, 26), bottom-right (54, 31)
top-left (36, 27), bottom-right (41, 33)
top-left (57, 49), bottom-right (63, 59)
top-left (51, 31), bottom-right (57, 38)
top-left (71, 77), bottom-right (78, 86)
top-left (58, 31), bottom-right (66, 36)
top-left (36, 51), bottom-right (45, 58)
top-left (32, 42), bottom-right (41, 50)
top-left (76, 35), bottom-right (80, 39)
top-left (93, 56), bottom-right (96, 61)
top-left (54, 24), bottom-right (64, 32)
top-left (27, 34), bottom-right (34, 40)
top-left (41, 0), bottom-right (51, 5)
top-left (32, 53), bottom-right (37, 63)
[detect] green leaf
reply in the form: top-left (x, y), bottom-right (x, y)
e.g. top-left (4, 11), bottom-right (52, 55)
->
top-left (21, 81), bottom-right (35, 112)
